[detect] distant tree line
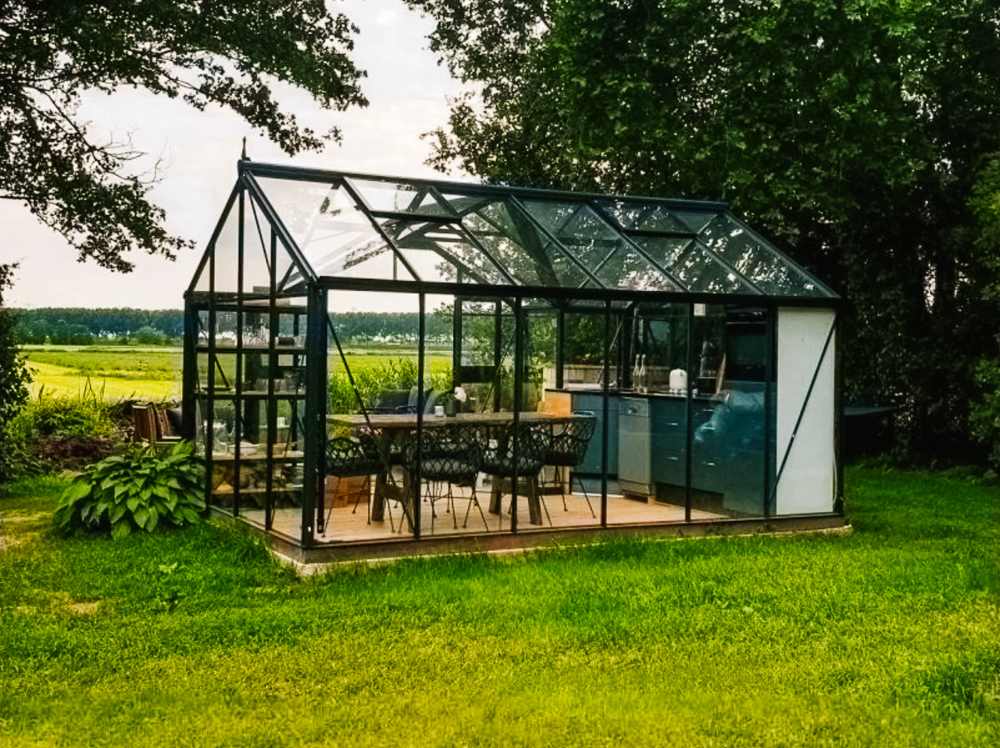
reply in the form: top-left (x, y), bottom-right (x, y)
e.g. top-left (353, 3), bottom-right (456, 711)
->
top-left (11, 309), bottom-right (455, 345)
top-left (12, 308), bottom-right (184, 344)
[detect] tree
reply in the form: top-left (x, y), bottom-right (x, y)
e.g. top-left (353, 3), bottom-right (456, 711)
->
top-left (0, 265), bottom-right (32, 483)
top-left (404, 0), bottom-right (1000, 460)
top-left (0, 0), bottom-right (368, 273)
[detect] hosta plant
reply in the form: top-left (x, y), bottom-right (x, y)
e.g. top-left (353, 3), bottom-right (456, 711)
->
top-left (55, 441), bottom-right (205, 539)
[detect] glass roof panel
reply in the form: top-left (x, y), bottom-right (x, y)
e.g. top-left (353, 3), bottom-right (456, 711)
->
top-left (260, 182), bottom-right (416, 284)
top-left (255, 175), bottom-right (338, 252)
top-left (346, 177), bottom-right (457, 217)
top-left (697, 215), bottom-right (828, 297)
top-left (636, 236), bottom-right (760, 295)
top-left (595, 199), bottom-right (694, 234)
top-left (244, 166), bottom-right (835, 300)
top-left (461, 200), bottom-right (589, 288)
top-left (671, 209), bottom-right (720, 234)
top-left (378, 218), bottom-right (513, 285)
top-left (520, 199), bottom-right (682, 292)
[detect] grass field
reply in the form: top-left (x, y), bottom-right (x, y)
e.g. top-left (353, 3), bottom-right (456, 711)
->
top-left (20, 345), bottom-right (450, 403)
top-left (1, 465), bottom-right (997, 747)
top-left (22, 346), bottom-right (183, 401)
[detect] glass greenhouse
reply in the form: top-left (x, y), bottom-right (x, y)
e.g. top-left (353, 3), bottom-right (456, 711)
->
top-left (183, 160), bottom-right (844, 563)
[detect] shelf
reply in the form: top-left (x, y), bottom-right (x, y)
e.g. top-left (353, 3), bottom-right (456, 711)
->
top-left (213, 484), bottom-right (304, 496)
top-left (211, 450), bottom-right (304, 462)
top-left (196, 390), bottom-right (306, 398)
top-left (196, 345), bottom-right (306, 354)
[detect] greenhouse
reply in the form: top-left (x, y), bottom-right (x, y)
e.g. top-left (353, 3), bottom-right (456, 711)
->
top-left (183, 159), bottom-right (844, 563)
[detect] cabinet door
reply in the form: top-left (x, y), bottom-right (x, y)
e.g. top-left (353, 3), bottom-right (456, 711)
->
top-left (572, 393), bottom-right (619, 475)
top-left (651, 398), bottom-right (686, 486)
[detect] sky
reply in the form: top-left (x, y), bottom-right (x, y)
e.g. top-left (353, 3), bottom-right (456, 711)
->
top-left (0, 0), bottom-right (463, 310)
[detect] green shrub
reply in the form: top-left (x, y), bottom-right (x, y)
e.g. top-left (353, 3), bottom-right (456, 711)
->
top-left (133, 325), bottom-right (166, 345)
top-left (54, 440), bottom-right (205, 539)
top-left (328, 357), bottom-right (451, 414)
top-left (971, 357), bottom-right (1000, 467)
top-left (12, 383), bottom-right (115, 441)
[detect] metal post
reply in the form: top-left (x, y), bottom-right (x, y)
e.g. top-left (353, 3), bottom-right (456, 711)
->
top-left (684, 302), bottom-right (694, 523)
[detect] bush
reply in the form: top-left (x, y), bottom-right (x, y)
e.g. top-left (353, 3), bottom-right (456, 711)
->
top-left (0, 268), bottom-right (32, 483)
top-left (971, 357), bottom-right (1000, 467)
top-left (11, 384), bottom-right (115, 440)
top-left (328, 357), bottom-right (452, 414)
top-left (133, 325), bottom-right (166, 345)
top-left (54, 440), bottom-right (205, 539)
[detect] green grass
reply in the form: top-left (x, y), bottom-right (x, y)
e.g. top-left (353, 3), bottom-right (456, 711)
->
top-left (23, 346), bottom-right (182, 401)
top-left (1, 466), bottom-right (998, 747)
top-left (22, 344), bottom-right (450, 402)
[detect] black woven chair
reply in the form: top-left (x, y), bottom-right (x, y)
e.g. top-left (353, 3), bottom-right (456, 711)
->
top-left (543, 411), bottom-right (597, 518)
top-left (321, 433), bottom-right (384, 533)
top-left (481, 420), bottom-right (553, 526)
top-left (404, 422), bottom-right (489, 533)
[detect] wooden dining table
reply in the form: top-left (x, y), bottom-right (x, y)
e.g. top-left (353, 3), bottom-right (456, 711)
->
top-left (327, 410), bottom-right (574, 526)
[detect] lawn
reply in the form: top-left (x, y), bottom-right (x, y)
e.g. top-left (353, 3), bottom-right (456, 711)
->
top-left (1, 465), bottom-right (997, 747)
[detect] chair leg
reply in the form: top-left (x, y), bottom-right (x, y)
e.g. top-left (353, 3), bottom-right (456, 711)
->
top-left (462, 486), bottom-right (492, 531)
top-left (571, 471), bottom-right (596, 518)
top-left (350, 474), bottom-right (373, 523)
top-left (555, 466), bottom-right (569, 511)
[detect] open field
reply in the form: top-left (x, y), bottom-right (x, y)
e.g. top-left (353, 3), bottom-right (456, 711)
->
top-left (1, 465), bottom-right (997, 747)
top-left (21, 345), bottom-right (451, 402)
top-left (22, 346), bottom-right (182, 401)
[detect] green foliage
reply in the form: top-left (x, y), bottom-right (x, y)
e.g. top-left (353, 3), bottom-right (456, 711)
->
top-left (132, 325), bottom-right (166, 346)
top-left (0, 1), bottom-right (367, 271)
top-left (53, 441), bottom-right (204, 539)
top-left (11, 384), bottom-right (115, 441)
top-left (971, 358), bottom-right (1000, 467)
top-left (0, 265), bottom-right (32, 483)
top-left (406, 0), bottom-right (1000, 463)
top-left (328, 356), bottom-right (452, 414)
top-left (13, 307), bottom-right (186, 340)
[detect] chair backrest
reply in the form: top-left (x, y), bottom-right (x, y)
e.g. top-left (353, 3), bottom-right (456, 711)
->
top-left (486, 421), bottom-right (552, 477)
top-left (326, 434), bottom-right (382, 476)
top-left (405, 422), bottom-right (487, 483)
top-left (132, 404), bottom-right (157, 442)
top-left (547, 411), bottom-right (597, 467)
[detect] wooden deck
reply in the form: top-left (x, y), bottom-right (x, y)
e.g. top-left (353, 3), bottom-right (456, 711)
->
top-left (239, 484), bottom-right (725, 544)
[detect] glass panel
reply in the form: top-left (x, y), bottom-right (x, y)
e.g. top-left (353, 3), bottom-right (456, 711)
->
top-left (594, 199), bottom-right (694, 234)
top-left (521, 199), bottom-right (681, 292)
top-left (462, 200), bottom-right (589, 288)
top-left (379, 219), bottom-right (512, 285)
top-left (323, 292), bottom-right (421, 541)
top-left (690, 305), bottom-right (770, 519)
top-left (254, 175), bottom-right (337, 251)
top-left (211, 198), bottom-right (242, 295)
top-left (671, 209), bottom-right (719, 235)
top-left (610, 304), bottom-right (689, 522)
top-left (242, 197), bottom-right (273, 297)
top-left (636, 236), bottom-right (760, 295)
top-left (255, 177), bottom-right (416, 284)
top-left (346, 177), bottom-right (457, 217)
top-left (698, 215), bottom-right (827, 297)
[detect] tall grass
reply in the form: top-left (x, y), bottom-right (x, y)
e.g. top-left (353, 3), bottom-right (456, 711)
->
top-left (9, 381), bottom-right (116, 441)
top-left (329, 355), bottom-right (452, 413)
top-left (1, 467), bottom-right (997, 747)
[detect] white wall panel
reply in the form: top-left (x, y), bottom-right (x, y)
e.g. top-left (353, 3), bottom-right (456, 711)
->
top-left (776, 308), bottom-right (836, 514)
